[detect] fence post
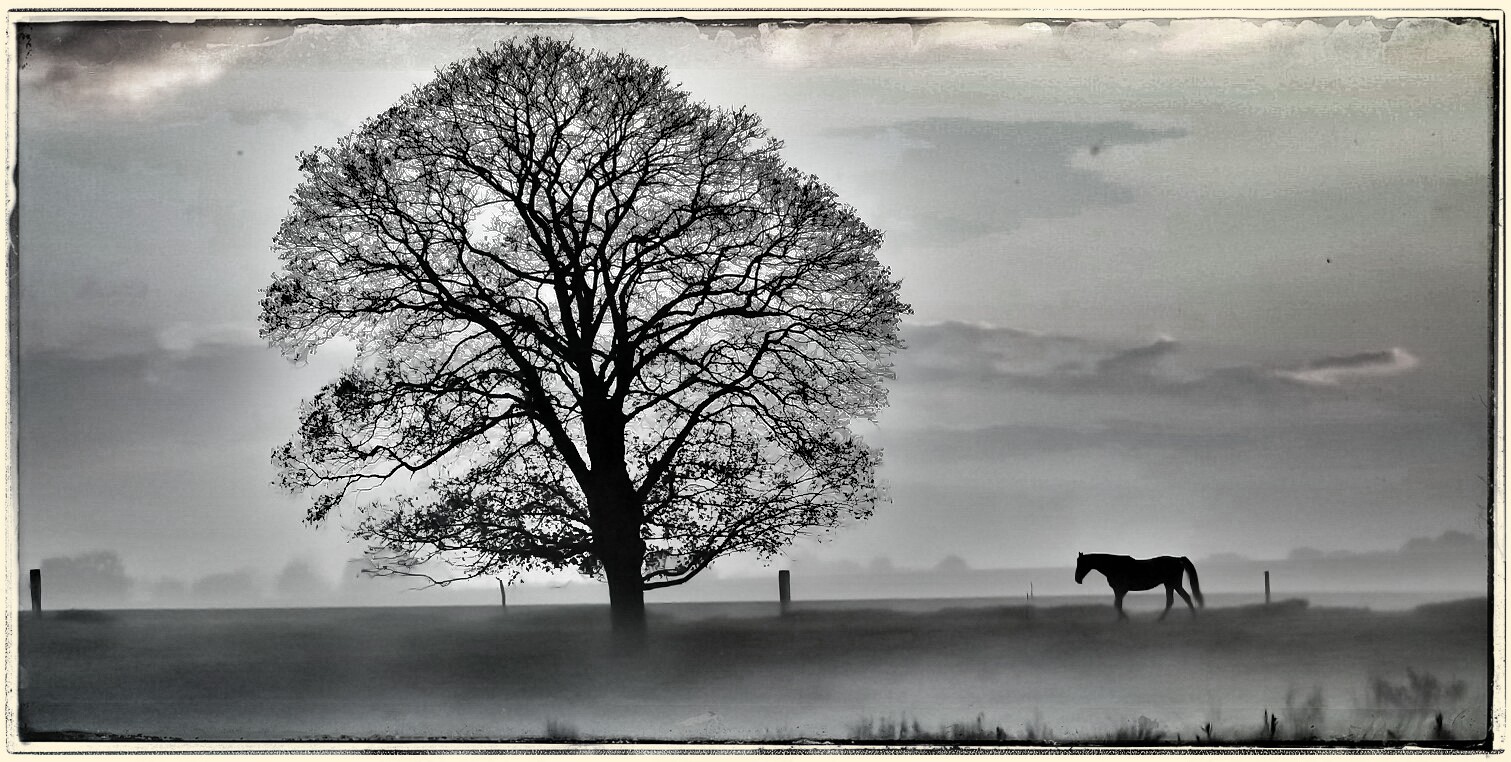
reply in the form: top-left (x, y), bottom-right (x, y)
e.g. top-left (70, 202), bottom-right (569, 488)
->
top-left (1264, 570), bottom-right (1271, 605)
top-left (778, 570), bottom-right (791, 614)
top-left (29, 569), bottom-right (41, 615)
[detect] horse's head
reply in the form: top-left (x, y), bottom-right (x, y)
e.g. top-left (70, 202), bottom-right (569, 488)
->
top-left (1074, 552), bottom-right (1088, 584)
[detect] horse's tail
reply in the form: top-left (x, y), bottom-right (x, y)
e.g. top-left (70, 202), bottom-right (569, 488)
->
top-left (1182, 556), bottom-right (1205, 607)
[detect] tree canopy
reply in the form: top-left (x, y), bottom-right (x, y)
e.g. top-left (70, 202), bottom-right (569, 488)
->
top-left (260, 36), bottom-right (908, 627)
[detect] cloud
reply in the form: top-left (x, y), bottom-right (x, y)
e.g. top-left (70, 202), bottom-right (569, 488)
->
top-left (760, 21), bottom-right (915, 66)
top-left (898, 321), bottom-right (1185, 389)
top-left (1274, 348), bottom-right (1420, 386)
top-left (156, 321), bottom-right (262, 356)
top-left (895, 320), bottom-right (1420, 402)
top-left (873, 421), bottom-right (1249, 460)
top-left (824, 119), bottom-right (1185, 239)
top-left (749, 18), bottom-right (1489, 81)
top-left (899, 320), bottom-right (1095, 381)
top-left (877, 406), bottom-right (1478, 473)
top-left (1156, 18), bottom-right (1334, 57)
top-left (1094, 336), bottom-right (1179, 377)
top-left (20, 21), bottom-right (294, 106)
top-left (20, 320), bottom-right (263, 362)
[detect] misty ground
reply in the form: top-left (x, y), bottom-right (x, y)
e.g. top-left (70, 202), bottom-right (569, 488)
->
top-left (17, 596), bottom-right (1488, 745)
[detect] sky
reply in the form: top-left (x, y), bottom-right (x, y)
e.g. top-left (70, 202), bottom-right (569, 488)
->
top-left (13, 16), bottom-right (1496, 597)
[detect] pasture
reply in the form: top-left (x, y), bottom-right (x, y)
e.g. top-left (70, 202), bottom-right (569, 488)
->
top-left (16, 596), bottom-right (1488, 745)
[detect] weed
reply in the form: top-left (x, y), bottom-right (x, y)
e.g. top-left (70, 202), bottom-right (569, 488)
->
top-left (542, 718), bottom-right (579, 741)
top-left (1359, 669), bottom-right (1471, 741)
top-left (847, 713), bottom-right (1006, 743)
top-left (1021, 710), bottom-right (1053, 742)
top-left (1431, 712), bottom-right (1449, 742)
top-left (843, 698), bottom-right (1476, 748)
top-left (846, 715), bottom-right (896, 740)
top-left (1369, 669), bottom-right (1467, 713)
top-left (940, 713), bottom-right (990, 741)
top-left (1102, 715), bottom-right (1164, 742)
top-left (1284, 686), bottom-right (1326, 740)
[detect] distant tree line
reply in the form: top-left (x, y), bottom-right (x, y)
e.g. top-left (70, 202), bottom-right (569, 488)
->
top-left (21, 552), bottom-right (398, 609)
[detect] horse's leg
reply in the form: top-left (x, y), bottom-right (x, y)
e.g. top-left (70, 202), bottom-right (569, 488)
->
top-left (1160, 585), bottom-right (1174, 621)
top-left (1175, 585), bottom-right (1195, 616)
top-left (1114, 589), bottom-right (1129, 621)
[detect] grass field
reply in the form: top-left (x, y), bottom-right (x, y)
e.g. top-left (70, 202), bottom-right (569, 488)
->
top-left (16, 596), bottom-right (1489, 745)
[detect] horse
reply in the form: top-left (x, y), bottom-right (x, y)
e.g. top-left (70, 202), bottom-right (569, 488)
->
top-left (1074, 552), bottom-right (1204, 621)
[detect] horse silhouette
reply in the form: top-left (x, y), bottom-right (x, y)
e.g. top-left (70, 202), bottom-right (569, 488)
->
top-left (1074, 552), bottom-right (1204, 621)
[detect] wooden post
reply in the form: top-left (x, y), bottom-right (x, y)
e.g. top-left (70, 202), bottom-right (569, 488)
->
top-left (1264, 570), bottom-right (1271, 605)
top-left (778, 570), bottom-right (791, 613)
top-left (497, 578), bottom-right (507, 609)
top-left (29, 569), bottom-right (41, 615)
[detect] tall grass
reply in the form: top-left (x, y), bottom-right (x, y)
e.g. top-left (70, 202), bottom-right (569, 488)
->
top-left (540, 719), bottom-right (580, 741)
top-left (841, 669), bottom-right (1476, 746)
top-left (1355, 669), bottom-right (1472, 743)
top-left (846, 713), bottom-right (1008, 742)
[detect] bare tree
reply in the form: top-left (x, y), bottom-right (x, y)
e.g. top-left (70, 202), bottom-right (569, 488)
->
top-left (260, 36), bottom-right (908, 632)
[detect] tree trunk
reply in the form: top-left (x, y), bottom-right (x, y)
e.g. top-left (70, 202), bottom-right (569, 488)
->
top-left (605, 553), bottom-right (647, 635)
top-left (586, 474), bottom-right (647, 638)
top-left (581, 401), bottom-right (647, 638)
